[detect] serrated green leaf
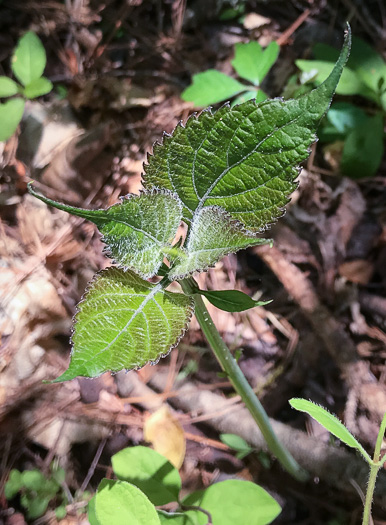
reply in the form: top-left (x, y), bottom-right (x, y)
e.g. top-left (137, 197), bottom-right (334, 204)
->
top-left (23, 76), bottom-right (53, 98)
top-left (231, 89), bottom-right (267, 107)
top-left (289, 398), bottom-right (371, 463)
top-left (231, 41), bottom-right (279, 86)
top-left (183, 480), bottom-right (281, 525)
top-left (112, 446), bottom-right (181, 506)
top-left (95, 480), bottom-right (161, 525)
top-left (168, 207), bottom-right (268, 280)
top-left (0, 76), bottom-right (19, 97)
top-left (158, 510), bottom-right (197, 524)
top-left (144, 28), bottom-right (350, 233)
top-left (0, 98), bottom-right (25, 141)
top-left (28, 185), bottom-right (183, 279)
top-left (52, 268), bottom-right (193, 382)
top-left (340, 113), bottom-right (384, 179)
top-left (181, 70), bottom-right (246, 107)
top-left (198, 288), bottom-right (270, 313)
top-left (12, 31), bottom-right (47, 86)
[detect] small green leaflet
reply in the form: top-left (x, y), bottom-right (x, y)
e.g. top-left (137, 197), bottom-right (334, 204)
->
top-left (197, 287), bottom-right (271, 313)
top-left (112, 446), bottom-right (181, 506)
top-left (231, 41), bottom-right (279, 86)
top-left (183, 479), bottom-right (281, 525)
top-left (95, 480), bottom-right (161, 525)
top-left (168, 207), bottom-right (268, 280)
top-left (53, 268), bottom-right (193, 382)
top-left (28, 184), bottom-right (182, 279)
top-left (144, 27), bottom-right (351, 234)
top-left (0, 76), bottom-right (19, 97)
top-left (23, 77), bottom-right (53, 99)
top-left (0, 98), bottom-right (25, 142)
top-left (181, 70), bottom-right (246, 108)
top-left (12, 31), bottom-right (47, 87)
top-left (289, 398), bottom-right (372, 463)
top-left (232, 89), bottom-right (267, 107)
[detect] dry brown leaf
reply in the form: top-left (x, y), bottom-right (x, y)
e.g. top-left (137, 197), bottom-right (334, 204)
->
top-left (339, 260), bottom-right (374, 285)
top-left (144, 405), bottom-right (186, 469)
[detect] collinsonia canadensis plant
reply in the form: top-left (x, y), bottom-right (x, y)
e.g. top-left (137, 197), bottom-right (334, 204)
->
top-left (0, 31), bottom-right (53, 142)
top-left (181, 39), bottom-right (280, 107)
top-left (29, 27), bottom-right (351, 483)
top-left (290, 399), bottom-right (386, 525)
top-left (88, 445), bottom-right (282, 525)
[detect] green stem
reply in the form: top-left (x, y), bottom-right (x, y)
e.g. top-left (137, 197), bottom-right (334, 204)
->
top-left (180, 276), bottom-right (309, 482)
top-left (362, 464), bottom-right (379, 525)
top-left (374, 411), bottom-right (386, 462)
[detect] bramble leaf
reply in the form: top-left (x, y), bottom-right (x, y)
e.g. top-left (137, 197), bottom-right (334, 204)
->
top-left (28, 185), bottom-right (183, 279)
top-left (0, 76), bottom-right (19, 97)
top-left (12, 31), bottom-right (47, 86)
top-left (231, 41), bottom-right (279, 86)
top-left (289, 398), bottom-right (372, 463)
top-left (112, 446), bottom-right (181, 505)
top-left (168, 207), bottom-right (268, 280)
top-left (95, 480), bottom-right (161, 525)
top-left (52, 268), bottom-right (193, 382)
top-left (144, 28), bottom-right (350, 233)
top-left (0, 98), bottom-right (25, 141)
top-left (181, 70), bottom-right (246, 108)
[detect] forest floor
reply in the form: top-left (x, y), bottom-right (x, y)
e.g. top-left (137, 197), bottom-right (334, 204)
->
top-left (1, 1), bottom-right (386, 524)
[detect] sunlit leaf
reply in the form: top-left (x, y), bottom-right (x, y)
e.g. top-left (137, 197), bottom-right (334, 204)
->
top-left (112, 446), bottom-right (181, 505)
top-left (23, 76), bottom-right (53, 98)
top-left (52, 268), bottom-right (193, 382)
top-left (231, 41), bottom-right (279, 86)
top-left (95, 480), bottom-right (161, 525)
top-left (289, 398), bottom-right (371, 463)
top-left (181, 70), bottom-right (246, 107)
top-left (28, 185), bottom-right (183, 279)
top-left (0, 76), bottom-right (19, 97)
top-left (144, 28), bottom-right (350, 235)
top-left (0, 98), bottom-right (25, 142)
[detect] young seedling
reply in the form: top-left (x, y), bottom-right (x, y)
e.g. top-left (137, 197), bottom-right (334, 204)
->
top-left (29, 27), bottom-right (351, 485)
top-left (0, 31), bottom-right (53, 142)
top-left (290, 399), bottom-right (386, 525)
top-left (88, 445), bottom-right (282, 525)
top-left (181, 39), bottom-right (279, 107)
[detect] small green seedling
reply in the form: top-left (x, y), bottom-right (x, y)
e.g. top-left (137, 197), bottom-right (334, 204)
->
top-left (29, 27), bottom-right (350, 486)
top-left (290, 398), bottom-right (386, 525)
top-left (220, 433), bottom-right (254, 459)
top-left (295, 36), bottom-right (386, 178)
top-left (0, 31), bottom-right (53, 142)
top-left (5, 463), bottom-right (68, 520)
top-left (181, 39), bottom-right (279, 107)
top-left (88, 445), bottom-right (281, 525)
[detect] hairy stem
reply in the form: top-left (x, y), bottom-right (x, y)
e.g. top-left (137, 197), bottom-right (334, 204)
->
top-left (362, 464), bottom-right (378, 525)
top-left (180, 276), bottom-right (309, 482)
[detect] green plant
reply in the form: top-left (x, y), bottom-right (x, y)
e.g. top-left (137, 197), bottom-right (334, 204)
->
top-left (28, 25), bottom-right (350, 520)
top-left (88, 445), bottom-right (281, 525)
top-left (4, 463), bottom-right (68, 520)
top-left (181, 39), bottom-right (279, 108)
top-left (0, 31), bottom-right (53, 142)
top-left (294, 36), bottom-right (386, 178)
top-left (290, 399), bottom-right (386, 525)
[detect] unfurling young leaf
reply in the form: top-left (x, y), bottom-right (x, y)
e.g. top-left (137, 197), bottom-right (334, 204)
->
top-left (289, 398), bottom-right (372, 463)
top-left (52, 268), bottom-right (193, 382)
top-left (28, 185), bottom-right (183, 279)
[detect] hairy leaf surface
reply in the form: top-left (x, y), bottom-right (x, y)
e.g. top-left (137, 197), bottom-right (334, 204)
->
top-left (144, 28), bottom-right (350, 233)
top-left (28, 185), bottom-right (182, 278)
top-left (168, 207), bottom-right (268, 280)
top-left (53, 268), bottom-right (193, 382)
